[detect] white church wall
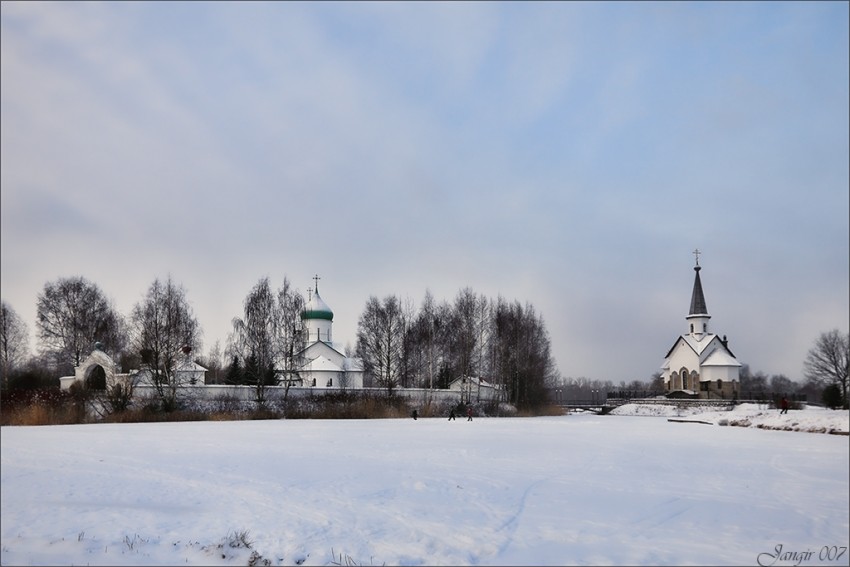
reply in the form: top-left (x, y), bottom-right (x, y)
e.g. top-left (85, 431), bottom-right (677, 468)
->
top-left (663, 341), bottom-right (699, 385)
top-left (130, 385), bottom-right (491, 404)
top-left (701, 365), bottom-right (739, 384)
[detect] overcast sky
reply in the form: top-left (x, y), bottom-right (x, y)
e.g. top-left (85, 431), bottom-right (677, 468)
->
top-left (2, 2), bottom-right (848, 384)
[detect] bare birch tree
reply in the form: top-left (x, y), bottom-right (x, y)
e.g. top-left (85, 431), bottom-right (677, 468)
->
top-left (229, 276), bottom-right (305, 405)
top-left (275, 277), bottom-right (305, 401)
top-left (449, 288), bottom-right (483, 386)
top-left (489, 297), bottom-right (558, 409)
top-left (804, 329), bottom-right (849, 409)
top-left (36, 276), bottom-right (124, 373)
top-left (130, 276), bottom-right (200, 411)
top-left (1, 301), bottom-right (30, 390)
top-left (357, 295), bottom-right (406, 395)
top-left (231, 277), bottom-right (277, 405)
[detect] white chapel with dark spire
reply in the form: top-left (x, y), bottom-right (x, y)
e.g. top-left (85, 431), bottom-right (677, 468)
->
top-left (661, 251), bottom-right (741, 399)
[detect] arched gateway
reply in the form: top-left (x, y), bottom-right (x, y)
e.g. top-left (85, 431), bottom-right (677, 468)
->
top-left (59, 344), bottom-right (119, 391)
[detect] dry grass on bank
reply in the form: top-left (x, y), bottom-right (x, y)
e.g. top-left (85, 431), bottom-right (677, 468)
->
top-left (2, 388), bottom-right (556, 426)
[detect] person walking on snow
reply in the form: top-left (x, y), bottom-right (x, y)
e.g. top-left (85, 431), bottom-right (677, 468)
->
top-left (448, 408), bottom-right (456, 421)
top-left (780, 396), bottom-right (789, 415)
top-left (467, 407), bottom-right (473, 421)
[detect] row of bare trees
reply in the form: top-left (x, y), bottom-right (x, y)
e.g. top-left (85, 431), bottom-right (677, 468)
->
top-left (1, 276), bottom-right (199, 411)
top-left (1, 276), bottom-right (560, 410)
top-left (225, 277), bottom-right (305, 405)
top-left (356, 288), bottom-right (559, 409)
top-left (3, 274), bottom-right (846, 411)
top-left (131, 277), bottom-right (200, 411)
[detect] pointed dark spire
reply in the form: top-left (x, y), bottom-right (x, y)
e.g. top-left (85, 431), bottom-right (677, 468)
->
top-left (689, 264), bottom-right (709, 316)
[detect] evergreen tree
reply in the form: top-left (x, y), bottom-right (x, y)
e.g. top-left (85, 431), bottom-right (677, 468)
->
top-left (244, 353), bottom-right (259, 386)
top-left (225, 355), bottom-right (242, 385)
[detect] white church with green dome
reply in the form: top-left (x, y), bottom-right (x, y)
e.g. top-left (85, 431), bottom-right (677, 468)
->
top-left (296, 278), bottom-right (365, 389)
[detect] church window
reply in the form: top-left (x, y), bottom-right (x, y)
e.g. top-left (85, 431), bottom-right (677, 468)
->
top-left (703, 323), bottom-right (707, 332)
top-left (690, 324), bottom-right (694, 333)
top-left (311, 378), bottom-right (316, 387)
top-left (327, 378), bottom-right (333, 387)
top-left (717, 379), bottom-right (722, 389)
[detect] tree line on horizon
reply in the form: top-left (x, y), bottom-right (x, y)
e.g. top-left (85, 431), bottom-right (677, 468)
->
top-left (0, 274), bottom-right (560, 410)
top-left (1, 275), bottom-right (847, 410)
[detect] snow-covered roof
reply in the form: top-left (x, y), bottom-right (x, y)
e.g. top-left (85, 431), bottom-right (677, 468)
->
top-left (702, 348), bottom-right (742, 367)
top-left (681, 333), bottom-right (717, 355)
top-left (663, 334), bottom-right (740, 370)
top-left (664, 333), bottom-right (715, 360)
top-left (174, 358), bottom-right (207, 372)
top-left (298, 340), bottom-right (346, 359)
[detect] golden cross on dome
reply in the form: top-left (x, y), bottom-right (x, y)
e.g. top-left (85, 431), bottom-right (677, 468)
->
top-left (313, 274), bottom-right (321, 292)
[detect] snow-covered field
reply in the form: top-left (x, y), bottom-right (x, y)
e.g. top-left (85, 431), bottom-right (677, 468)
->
top-left (2, 406), bottom-right (848, 566)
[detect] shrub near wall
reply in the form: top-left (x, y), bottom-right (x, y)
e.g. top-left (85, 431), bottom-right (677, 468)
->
top-left (1, 387), bottom-right (529, 425)
top-left (284, 390), bottom-right (410, 419)
top-left (0, 388), bottom-right (86, 426)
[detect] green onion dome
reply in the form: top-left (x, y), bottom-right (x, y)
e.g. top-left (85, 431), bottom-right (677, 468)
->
top-left (301, 290), bottom-right (334, 321)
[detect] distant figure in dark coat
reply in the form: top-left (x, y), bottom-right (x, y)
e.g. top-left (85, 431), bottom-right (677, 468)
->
top-left (412, 409), bottom-right (418, 420)
top-left (467, 407), bottom-right (473, 421)
top-left (448, 408), bottom-right (456, 421)
top-left (780, 396), bottom-right (789, 415)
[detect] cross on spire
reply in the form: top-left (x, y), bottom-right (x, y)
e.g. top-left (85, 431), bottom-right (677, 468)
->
top-left (313, 274), bottom-right (321, 293)
top-left (693, 248), bottom-right (701, 267)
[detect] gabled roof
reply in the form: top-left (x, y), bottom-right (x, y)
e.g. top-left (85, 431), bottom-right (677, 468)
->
top-left (297, 340), bottom-right (346, 359)
top-left (702, 348), bottom-right (742, 367)
top-left (663, 333), bottom-right (716, 360)
top-left (662, 333), bottom-right (739, 368)
top-left (174, 358), bottom-right (207, 372)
